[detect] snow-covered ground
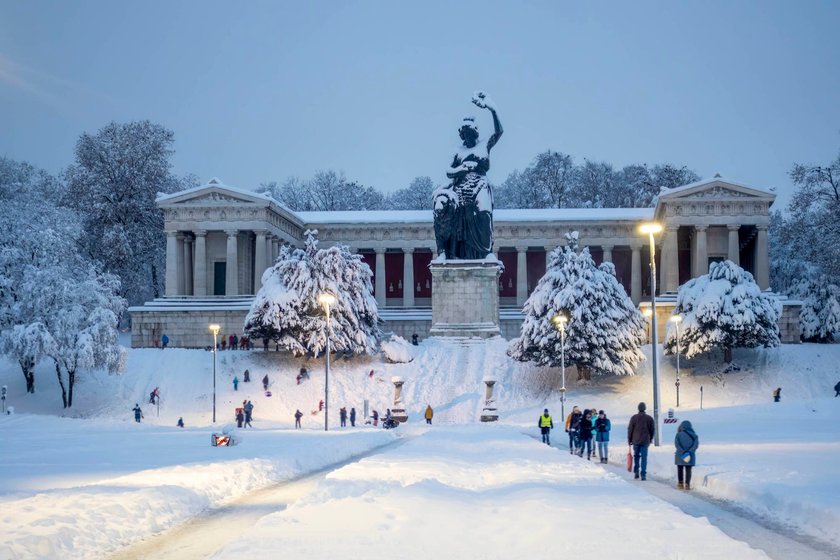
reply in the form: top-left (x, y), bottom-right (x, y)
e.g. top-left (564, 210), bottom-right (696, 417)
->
top-left (1, 338), bottom-right (839, 558)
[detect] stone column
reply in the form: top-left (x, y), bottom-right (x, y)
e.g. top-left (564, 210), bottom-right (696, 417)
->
top-left (694, 225), bottom-right (708, 277)
top-left (165, 231), bottom-right (178, 296)
top-left (602, 245), bottom-right (613, 263)
top-left (193, 231), bottom-right (207, 296)
top-left (403, 247), bottom-right (415, 307)
top-left (254, 230), bottom-right (267, 292)
top-left (544, 246), bottom-right (553, 273)
top-left (375, 248), bottom-right (386, 307)
top-left (727, 224), bottom-right (740, 266)
top-left (631, 243), bottom-right (642, 305)
top-left (663, 225), bottom-right (679, 293)
top-left (176, 233), bottom-right (186, 295)
top-left (755, 225), bottom-right (770, 290)
top-left (225, 230), bottom-right (239, 296)
top-left (516, 246), bottom-right (528, 305)
top-left (183, 236), bottom-right (193, 296)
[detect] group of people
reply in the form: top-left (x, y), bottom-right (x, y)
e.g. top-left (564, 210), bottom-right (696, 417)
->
top-left (539, 401), bottom-right (700, 490)
top-left (217, 334), bottom-right (253, 351)
top-left (235, 400), bottom-right (255, 428)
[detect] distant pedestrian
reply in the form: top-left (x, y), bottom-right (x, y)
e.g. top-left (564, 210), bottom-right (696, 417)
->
top-left (595, 410), bottom-right (611, 464)
top-left (578, 409), bottom-right (593, 459)
top-left (241, 335), bottom-right (249, 350)
top-left (221, 337), bottom-right (227, 351)
top-left (565, 406), bottom-right (582, 455)
top-left (319, 399), bottom-right (324, 412)
top-left (263, 338), bottom-right (269, 352)
top-left (412, 333), bottom-right (419, 346)
top-left (369, 369), bottom-right (374, 379)
top-left (627, 402), bottom-right (655, 481)
top-left (340, 407), bottom-right (347, 427)
top-left (294, 409), bottom-right (303, 428)
top-left (133, 404), bottom-right (143, 423)
top-left (834, 381), bottom-right (839, 397)
top-left (149, 387), bottom-right (159, 405)
top-left (236, 408), bottom-right (244, 428)
top-left (161, 334), bottom-right (169, 349)
top-left (675, 420), bottom-right (699, 490)
top-left (263, 374), bottom-right (270, 391)
top-left (177, 417), bottom-right (184, 428)
top-left (233, 376), bottom-right (239, 391)
top-left (425, 404), bottom-right (434, 425)
top-left (773, 387), bottom-right (782, 402)
top-left (243, 369), bottom-right (250, 383)
top-left (538, 408), bottom-right (553, 445)
top-left (350, 407), bottom-right (356, 427)
top-left (372, 410), bottom-right (379, 427)
top-left (244, 400), bottom-right (254, 428)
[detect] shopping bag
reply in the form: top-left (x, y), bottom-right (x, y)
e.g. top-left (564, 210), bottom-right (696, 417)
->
top-left (626, 448), bottom-right (633, 472)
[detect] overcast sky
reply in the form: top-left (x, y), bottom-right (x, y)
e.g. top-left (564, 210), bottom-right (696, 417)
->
top-left (2, 1), bottom-right (839, 209)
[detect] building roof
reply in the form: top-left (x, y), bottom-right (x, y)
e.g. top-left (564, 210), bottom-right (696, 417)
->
top-left (297, 207), bottom-right (653, 225)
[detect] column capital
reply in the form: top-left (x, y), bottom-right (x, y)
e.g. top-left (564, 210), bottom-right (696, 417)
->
top-left (515, 245), bottom-right (528, 253)
top-left (194, 229), bottom-right (207, 237)
top-left (165, 230), bottom-right (178, 238)
top-left (403, 247), bottom-right (415, 254)
top-left (184, 235), bottom-right (193, 244)
top-left (225, 229), bottom-right (239, 237)
top-left (176, 232), bottom-right (186, 240)
top-left (375, 247), bottom-right (386, 254)
top-left (664, 224), bottom-right (680, 233)
top-left (544, 245), bottom-right (555, 253)
top-left (630, 242), bottom-right (643, 251)
top-left (756, 224), bottom-right (769, 231)
top-left (727, 224), bottom-right (741, 231)
top-left (254, 229), bottom-right (268, 237)
top-left (694, 225), bottom-right (708, 232)
top-left (601, 244), bottom-right (615, 251)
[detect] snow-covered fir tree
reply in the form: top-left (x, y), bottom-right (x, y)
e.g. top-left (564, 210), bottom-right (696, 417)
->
top-left (664, 260), bottom-right (781, 363)
top-left (791, 275), bottom-right (840, 342)
top-left (508, 232), bottom-right (646, 379)
top-left (244, 230), bottom-right (381, 356)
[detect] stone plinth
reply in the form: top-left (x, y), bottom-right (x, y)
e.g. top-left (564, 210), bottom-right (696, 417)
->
top-left (392, 378), bottom-right (408, 422)
top-left (429, 260), bottom-right (502, 338)
top-left (480, 379), bottom-right (499, 422)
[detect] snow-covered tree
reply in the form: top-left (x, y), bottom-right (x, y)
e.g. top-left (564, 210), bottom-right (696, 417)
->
top-left (664, 260), bottom-right (781, 363)
top-left (791, 275), bottom-right (840, 342)
top-left (508, 232), bottom-right (646, 379)
top-left (258, 170), bottom-right (384, 211)
top-left (385, 176), bottom-right (438, 210)
top-left (244, 230), bottom-right (381, 356)
top-left (62, 121), bottom-right (192, 308)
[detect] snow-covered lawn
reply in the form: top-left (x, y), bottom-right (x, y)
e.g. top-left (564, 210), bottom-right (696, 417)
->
top-left (211, 425), bottom-right (769, 560)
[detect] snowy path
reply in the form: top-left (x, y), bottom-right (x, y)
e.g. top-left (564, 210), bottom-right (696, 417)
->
top-left (106, 438), bottom-right (408, 560)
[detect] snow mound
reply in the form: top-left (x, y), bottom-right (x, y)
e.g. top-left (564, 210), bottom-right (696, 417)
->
top-left (381, 335), bottom-right (414, 363)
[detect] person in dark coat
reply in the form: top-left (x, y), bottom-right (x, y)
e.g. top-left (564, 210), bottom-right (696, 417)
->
top-left (236, 409), bottom-right (244, 428)
top-left (538, 408), bottom-right (553, 445)
top-left (835, 381), bottom-right (840, 397)
top-left (578, 409), bottom-right (594, 459)
top-left (133, 404), bottom-right (143, 422)
top-left (244, 400), bottom-right (254, 427)
top-left (161, 334), bottom-right (169, 349)
top-left (294, 409), bottom-right (303, 429)
top-left (595, 410), bottom-right (611, 463)
top-left (773, 387), bottom-right (781, 402)
top-left (177, 417), bottom-right (184, 428)
top-left (627, 402), bottom-right (655, 480)
top-left (565, 406), bottom-right (582, 455)
top-left (674, 420), bottom-right (699, 490)
top-left (243, 369), bottom-right (250, 383)
top-left (350, 407), bottom-right (356, 427)
top-left (339, 407), bottom-right (347, 427)
top-left (372, 410), bottom-right (379, 427)
top-left (263, 374), bottom-right (270, 391)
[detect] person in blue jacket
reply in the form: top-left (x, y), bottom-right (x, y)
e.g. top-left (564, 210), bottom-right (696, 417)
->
top-left (133, 404), bottom-right (143, 423)
top-left (674, 420), bottom-right (699, 490)
top-left (595, 409), bottom-right (611, 463)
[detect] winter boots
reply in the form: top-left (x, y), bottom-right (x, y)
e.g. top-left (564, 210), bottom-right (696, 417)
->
top-left (677, 482), bottom-right (685, 489)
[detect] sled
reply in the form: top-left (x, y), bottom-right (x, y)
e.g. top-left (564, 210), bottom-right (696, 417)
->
top-left (265, 390), bottom-right (272, 397)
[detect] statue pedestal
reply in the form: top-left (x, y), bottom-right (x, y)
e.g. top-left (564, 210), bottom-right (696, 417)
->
top-left (480, 379), bottom-right (499, 422)
top-left (429, 260), bottom-right (502, 338)
top-left (392, 378), bottom-right (408, 422)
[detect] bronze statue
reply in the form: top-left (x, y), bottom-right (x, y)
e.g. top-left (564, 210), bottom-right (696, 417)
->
top-left (434, 91), bottom-right (503, 260)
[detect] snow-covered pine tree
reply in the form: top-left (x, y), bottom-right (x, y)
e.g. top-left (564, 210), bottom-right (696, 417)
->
top-left (508, 232), bottom-right (646, 379)
top-left (792, 275), bottom-right (840, 342)
top-left (244, 230), bottom-right (381, 356)
top-left (664, 260), bottom-right (781, 363)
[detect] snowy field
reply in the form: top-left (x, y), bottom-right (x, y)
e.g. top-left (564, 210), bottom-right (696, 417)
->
top-left (1, 338), bottom-right (839, 558)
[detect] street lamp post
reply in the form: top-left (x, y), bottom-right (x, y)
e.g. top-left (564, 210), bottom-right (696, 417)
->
top-left (209, 324), bottom-right (220, 424)
top-left (552, 314), bottom-right (569, 424)
top-left (318, 292), bottom-right (336, 432)
top-left (670, 315), bottom-right (682, 407)
top-left (639, 222), bottom-right (663, 447)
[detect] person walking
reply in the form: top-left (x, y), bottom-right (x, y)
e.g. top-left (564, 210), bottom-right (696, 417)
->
top-left (424, 404), bottom-right (434, 425)
top-left (538, 408), bottom-right (553, 445)
top-left (565, 406), bottom-right (582, 455)
top-left (243, 369), bottom-right (250, 383)
top-left (674, 420), bottom-right (699, 490)
top-left (294, 409), bottom-right (303, 429)
top-left (132, 404), bottom-right (143, 423)
top-left (232, 334), bottom-right (239, 350)
top-left (236, 408), bottom-right (244, 428)
top-left (627, 402), bottom-right (655, 480)
top-left (233, 376), bottom-right (239, 391)
top-left (595, 410), bottom-right (611, 464)
top-left (350, 407), bottom-right (356, 427)
top-left (372, 410), bottom-right (379, 427)
top-left (578, 409), bottom-right (594, 459)
top-left (340, 407), bottom-right (347, 427)
top-left (834, 381), bottom-right (839, 397)
top-left (161, 334), bottom-right (169, 349)
top-left (263, 374), bottom-right (270, 391)
top-left (773, 387), bottom-right (782, 402)
top-left (244, 400), bottom-right (254, 428)
top-left (177, 416), bottom-right (184, 428)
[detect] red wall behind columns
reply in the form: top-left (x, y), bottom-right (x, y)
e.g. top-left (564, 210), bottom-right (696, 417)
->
top-left (526, 250), bottom-right (546, 295)
top-left (413, 251), bottom-right (432, 298)
top-left (499, 251), bottom-right (517, 297)
top-left (384, 252), bottom-right (404, 299)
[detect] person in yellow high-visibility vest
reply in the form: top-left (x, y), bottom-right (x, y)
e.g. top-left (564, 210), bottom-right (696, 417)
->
top-left (538, 408), bottom-right (554, 445)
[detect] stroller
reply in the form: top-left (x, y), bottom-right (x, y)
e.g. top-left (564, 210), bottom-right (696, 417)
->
top-left (382, 416), bottom-right (400, 430)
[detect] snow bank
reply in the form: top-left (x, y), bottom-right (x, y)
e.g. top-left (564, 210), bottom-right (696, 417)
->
top-left (380, 335), bottom-right (414, 363)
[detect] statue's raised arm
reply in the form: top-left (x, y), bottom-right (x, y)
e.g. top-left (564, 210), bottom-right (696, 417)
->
top-left (472, 91), bottom-right (503, 151)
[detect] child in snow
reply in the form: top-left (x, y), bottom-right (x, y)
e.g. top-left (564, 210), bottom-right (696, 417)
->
top-left (538, 408), bottom-right (553, 445)
top-left (133, 404), bottom-right (143, 423)
top-left (177, 417), bottom-right (184, 428)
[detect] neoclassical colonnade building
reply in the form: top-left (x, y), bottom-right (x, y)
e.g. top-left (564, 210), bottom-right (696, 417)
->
top-left (129, 176), bottom-right (800, 347)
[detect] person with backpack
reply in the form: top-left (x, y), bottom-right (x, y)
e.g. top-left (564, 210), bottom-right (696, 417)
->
top-left (674, 420), bottom-right (699, 490)
top-left (538, 408), bottom-right (553, 445)
top-left (578, 409), bottom-right (594, 459)
top-left (350, 407), bottom-right (356, 427)
top-left (244, 400), bottom-right (254, 428)
top-left (133, 404), bottom-right (143, 423)
top-left (565, 406), bottom-right (582, 455)
top-left (595, 410), bottom-right (611, 463)
top-left (627, 402), bottom-right (655, 481)
top-left (294, 409), bottom-right (303, 429)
